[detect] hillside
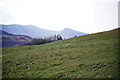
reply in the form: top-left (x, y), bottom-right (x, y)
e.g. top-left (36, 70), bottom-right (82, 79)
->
top-left (2, 28), bottom-right (119, 78)
top-left (1, 24), bottom-right (87, 39)
top-left (1, 30), bottom-right (32, 47)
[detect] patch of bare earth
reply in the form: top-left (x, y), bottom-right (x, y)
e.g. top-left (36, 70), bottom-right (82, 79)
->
top-left (72, 40), bottom-right (76, 42)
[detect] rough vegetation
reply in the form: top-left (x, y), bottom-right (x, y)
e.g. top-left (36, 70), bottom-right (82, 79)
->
top-left (2, 28), bottom-right (120, 78)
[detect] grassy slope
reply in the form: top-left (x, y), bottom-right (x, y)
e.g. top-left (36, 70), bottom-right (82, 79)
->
top-left (2, 28), bottom-right (120, 78)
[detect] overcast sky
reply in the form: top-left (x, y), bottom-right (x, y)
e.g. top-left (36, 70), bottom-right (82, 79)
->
top-left (0, 0), bottom-right (119, 33)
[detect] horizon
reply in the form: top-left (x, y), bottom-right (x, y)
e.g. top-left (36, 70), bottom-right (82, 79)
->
top-left (0, 24), bottom-right (119, 34)
top-left (0, 0), bottom-right (119, 34)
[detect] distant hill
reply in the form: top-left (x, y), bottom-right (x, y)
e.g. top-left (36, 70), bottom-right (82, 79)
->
top-left (0, 24), bottom-right (87, 39)
top-left (59, 28), bottom-right (87, 39)
top-left (0, 24), bottom-right (58, 38)
top-left (1, 30), bottom-right (32, 47)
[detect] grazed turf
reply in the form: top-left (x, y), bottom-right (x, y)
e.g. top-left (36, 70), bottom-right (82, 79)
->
top-left (2, 28), bottom-right (120, 78)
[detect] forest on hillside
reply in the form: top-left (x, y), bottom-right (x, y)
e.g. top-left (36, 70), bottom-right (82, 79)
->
top-left (23, 34), bottom-right (63, 45)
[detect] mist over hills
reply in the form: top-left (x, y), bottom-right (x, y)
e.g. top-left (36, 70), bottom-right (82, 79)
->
top-left (0, 24), bottom-right (58, 38)
top-left (0, 24), bottom-right (87, 39)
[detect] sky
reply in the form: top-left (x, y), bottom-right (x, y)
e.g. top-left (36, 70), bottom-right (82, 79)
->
top-left (0, 0), bottom-right (119, 33)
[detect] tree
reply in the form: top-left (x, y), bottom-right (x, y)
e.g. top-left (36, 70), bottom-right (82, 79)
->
top-left (56, 34), bottom-right (63, 40)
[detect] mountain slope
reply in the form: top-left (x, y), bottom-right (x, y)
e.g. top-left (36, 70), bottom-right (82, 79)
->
top-left (2, 28), bottom-right (119, 78)
top-left (0, 24), bottom-right (87, 39)
top-left (0, 24), bottom-right (58, 38)
top-left (59, 28), bottom-right (87, 39)
top-left (1, 30), bottom-right (32, 47)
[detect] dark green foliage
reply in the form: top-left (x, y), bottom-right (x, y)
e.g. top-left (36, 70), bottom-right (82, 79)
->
top-left (57, 35), bottom-right (63, 40)
top-left (30, 38), bottom-right (45, 45)
top-left (74, 36), bottom-right (76, 37)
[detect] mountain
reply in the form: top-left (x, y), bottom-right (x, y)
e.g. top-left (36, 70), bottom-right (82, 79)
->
top-left (2, 28), bottom-right (119, 78)
top-left (0, 24), bottom-right (87, 39)
top-left (59, 28), bottom-right (87, 39)
top-left (0, 30), bottom-right (32, 47)
top-left (0, 24), bottom-right (58, 38)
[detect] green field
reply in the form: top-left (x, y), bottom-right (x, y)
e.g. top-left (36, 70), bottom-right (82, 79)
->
top-left (2, 28), bottom-right (120, 78)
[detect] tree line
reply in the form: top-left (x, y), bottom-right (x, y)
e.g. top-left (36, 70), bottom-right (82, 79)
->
top-left (23, 34), bottom-right (63, 45)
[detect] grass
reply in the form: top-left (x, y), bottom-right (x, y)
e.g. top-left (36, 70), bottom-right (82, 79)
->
top-left (2, 28), bottom-right (120, 78)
